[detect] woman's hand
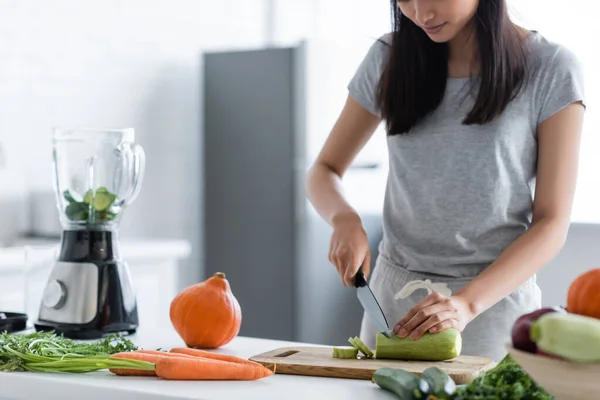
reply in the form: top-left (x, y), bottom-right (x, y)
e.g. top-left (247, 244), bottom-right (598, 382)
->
top-left (329, 211), bottom-right (371, 287)
top-left (393, 293), bottom-right (476, 340)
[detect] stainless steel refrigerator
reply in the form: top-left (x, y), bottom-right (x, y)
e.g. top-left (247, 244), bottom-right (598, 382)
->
top-left (202, 38), bottom-right (387, 345)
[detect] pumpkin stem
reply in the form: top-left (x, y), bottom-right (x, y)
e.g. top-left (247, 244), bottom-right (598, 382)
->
top-left (213, 272), bottom-right (226, 279)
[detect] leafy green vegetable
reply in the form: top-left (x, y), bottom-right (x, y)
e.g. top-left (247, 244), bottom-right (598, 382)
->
top-left (63, 187), bottom-right (118, 223)
top-left (0, 330), bottom-right (151, 373)
top-left (451, 354), bottom-right (553, 399)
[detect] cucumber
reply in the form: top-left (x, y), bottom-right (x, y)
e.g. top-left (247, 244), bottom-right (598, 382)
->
top-left (531, 312), bottom-right (600, 362)
top-left (92, 192), bottom-right (116, 211)
top-left (332, 346), bottom-right (358, 359)
top-left (372, 367), bottom-right (430, 399)
top-left (84, 187), bottom-right (117, 211)
top-left (64, 187), bottom-right (118, 222)
top-left (420, 367), bottom-right (456, 399)
top-left (348, 336), bottom-right (374, 358)
top-left (375, 328), bottom-right (461, 361)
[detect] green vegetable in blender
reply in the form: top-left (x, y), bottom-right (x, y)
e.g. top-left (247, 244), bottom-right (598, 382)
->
top-left (83, 187), bottom-right (117, 212)
top-left (0, 330), bottom-right (152, 373)
top-left (63, 187), bottom-right (118, 222)
top-left (65, 202), bottom-right (90, 221)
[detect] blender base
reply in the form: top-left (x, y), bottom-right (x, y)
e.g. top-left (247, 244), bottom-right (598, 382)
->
top-left (33, 321), bottom-right (137, 340)
top-left (35, 230), bottom-right (140, 339)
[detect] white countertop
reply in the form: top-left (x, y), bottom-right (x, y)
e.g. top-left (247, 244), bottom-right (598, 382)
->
top-left (0, 328), bottom-right (396, 400)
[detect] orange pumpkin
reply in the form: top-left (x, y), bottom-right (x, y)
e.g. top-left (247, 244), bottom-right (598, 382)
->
top-left (566, 268), bottom-right (600, 319)
top-left (169, 272), bottom-right (242, 349)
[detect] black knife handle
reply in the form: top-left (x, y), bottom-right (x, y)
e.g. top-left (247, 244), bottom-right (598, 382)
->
top-left (354, 268), bottom-right (368, 288)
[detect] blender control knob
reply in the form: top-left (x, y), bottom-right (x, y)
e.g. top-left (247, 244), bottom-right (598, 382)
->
top-left (42, 280), bottom-right (67, 309)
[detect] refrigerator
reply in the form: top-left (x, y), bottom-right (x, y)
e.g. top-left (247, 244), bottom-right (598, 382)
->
top-left (202, 38), bottom-right (388, 345)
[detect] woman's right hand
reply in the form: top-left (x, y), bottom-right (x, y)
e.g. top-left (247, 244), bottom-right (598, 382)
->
top-left (329, 211), bottom-right (371, 287)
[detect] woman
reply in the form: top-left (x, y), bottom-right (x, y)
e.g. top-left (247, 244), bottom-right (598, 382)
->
top-left (305, 0), bottom-right (585, 362)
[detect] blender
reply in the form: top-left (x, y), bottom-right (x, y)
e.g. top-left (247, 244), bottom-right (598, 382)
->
top-left (34, 127), bottom-right (145, 339)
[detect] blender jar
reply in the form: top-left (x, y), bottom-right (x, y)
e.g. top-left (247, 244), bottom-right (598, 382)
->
top-left (52, 128), bottom-right (146, 230)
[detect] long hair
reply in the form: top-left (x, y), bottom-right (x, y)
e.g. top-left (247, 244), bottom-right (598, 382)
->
top-left (376, 0), bottom-right (530, 135)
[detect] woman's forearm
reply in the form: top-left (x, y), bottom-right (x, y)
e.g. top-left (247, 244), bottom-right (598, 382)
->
top-left (455, 217), bottom-right (570, 316)
top-left (305, 163), bottom-right (361, 227)
top-left (304, 94), bottom-right (381, 227)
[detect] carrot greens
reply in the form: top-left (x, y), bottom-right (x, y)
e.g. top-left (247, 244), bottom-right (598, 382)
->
top-left (0, 331), bottom-right (152, 373)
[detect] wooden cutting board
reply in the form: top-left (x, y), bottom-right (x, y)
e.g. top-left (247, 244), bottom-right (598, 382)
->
top-left (249, 346), bottom-right (495, 384)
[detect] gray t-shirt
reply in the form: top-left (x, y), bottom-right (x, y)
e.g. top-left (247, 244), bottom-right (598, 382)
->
top-left (348, 31), bottom-right (585, 278)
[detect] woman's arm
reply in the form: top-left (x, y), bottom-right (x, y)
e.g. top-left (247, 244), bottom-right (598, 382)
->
top-left (394, 101), bottom-right (585, 340)
top-left (306, 94), bottom-right (381, 283)
top-left (455, 101), bottom-right (585, 315)
top-left (305, 94), bottom-right (381, 226)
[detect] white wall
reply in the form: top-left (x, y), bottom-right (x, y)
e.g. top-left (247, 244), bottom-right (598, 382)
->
top-left (0, 0), bottom-right (269, 287)
top-left (507, 0), bottom-right (600, 224)
top-left (538, 223), bottom-right (600, 307)
top-left (0, 0), bottom-right (597, 293)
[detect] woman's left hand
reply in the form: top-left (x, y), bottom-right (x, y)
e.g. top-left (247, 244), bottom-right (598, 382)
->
top-left (393, 293), bottom-right (476, 340)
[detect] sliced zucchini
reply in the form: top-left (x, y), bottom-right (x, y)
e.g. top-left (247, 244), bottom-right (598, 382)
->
top-left (353, 336), bottom-right (375, 358)
top-left (372, 367), bottom-right (430, 399)
top-left (332, 346), bottom-right (359, 359)
top-left (348, 336), bottom-right (374, 358)
top-left (420, 366), bottom-right (456, 399)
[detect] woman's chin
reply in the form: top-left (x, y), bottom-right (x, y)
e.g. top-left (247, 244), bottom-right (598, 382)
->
top-left (423, 25), bottom-right (457, 43)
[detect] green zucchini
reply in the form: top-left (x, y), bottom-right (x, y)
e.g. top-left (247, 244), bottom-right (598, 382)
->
top-left (332, 346), bottom-right (358, 359)
top-left (375, 328), bottom-right (462, 361)
top-left (420, 367), bottom-right (456, 399)
top-left (372, 367), bottom-right (430, 399)
top-left (348, 336), bottom-right (374, 358)
top-left (531, 312), bottom-right (600, 362)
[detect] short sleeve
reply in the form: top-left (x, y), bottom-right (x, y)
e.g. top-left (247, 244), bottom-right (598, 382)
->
top-left (536, 45), bottom-right (586, 124)
top-left (347, 34), bottom-right (391, 117)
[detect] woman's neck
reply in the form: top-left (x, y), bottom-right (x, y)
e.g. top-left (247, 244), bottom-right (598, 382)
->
top-left (447, 20), bottom-right (478, 78)
top-left (447, 21), bottom-right (529, 78)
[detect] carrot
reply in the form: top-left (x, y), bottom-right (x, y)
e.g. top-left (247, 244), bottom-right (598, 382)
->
top-left (169, 347), bottom-right (260, 366)
top-left (108, 350), bottom-right (192, 376)
top-left (109, 352), bottom-right (157, 376)
top-left (136, 349), bottom-right (195, 359)
top-left (154, 356), bottom-right (274, 380)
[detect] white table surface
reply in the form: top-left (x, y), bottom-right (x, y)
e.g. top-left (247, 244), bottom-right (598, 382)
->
top-left (0, 328), bottom-right (396, 400)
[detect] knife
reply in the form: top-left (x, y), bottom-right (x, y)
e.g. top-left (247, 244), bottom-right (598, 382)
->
top-left (354, 268), bottom-right (393, 338)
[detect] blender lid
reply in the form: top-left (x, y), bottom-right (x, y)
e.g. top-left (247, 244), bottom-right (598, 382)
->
top-left (0, 312), bottom-right (28, 333)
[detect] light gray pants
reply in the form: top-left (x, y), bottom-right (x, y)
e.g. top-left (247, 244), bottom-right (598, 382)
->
top-left (359, 254), bottom-right (542, 363)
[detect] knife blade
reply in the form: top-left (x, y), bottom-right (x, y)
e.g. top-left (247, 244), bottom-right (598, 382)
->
top-left (354, 268), bottom-right (393, 338)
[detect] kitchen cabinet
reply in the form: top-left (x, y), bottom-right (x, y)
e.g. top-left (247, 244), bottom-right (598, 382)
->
top-left (0, 238), bottom-right (191, 331)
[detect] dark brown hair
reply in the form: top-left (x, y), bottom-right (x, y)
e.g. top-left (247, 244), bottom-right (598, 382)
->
top-left (377, 0), bottom-right (530, 135)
